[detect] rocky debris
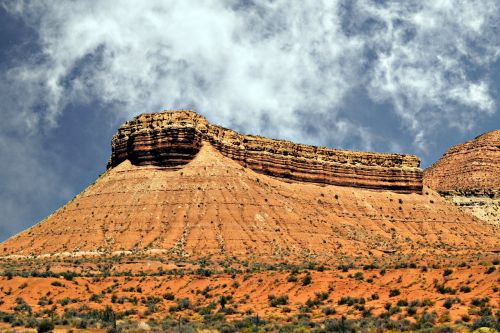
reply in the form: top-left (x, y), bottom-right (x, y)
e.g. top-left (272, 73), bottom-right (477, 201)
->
top-left (109, 110), bottom-right (423, 193)
top-left (424, 130), bottom-right (500, 225)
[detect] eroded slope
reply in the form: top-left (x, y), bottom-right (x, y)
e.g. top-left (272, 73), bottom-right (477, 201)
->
top-left (2, 143), bottom-right (497, 261)
top-left (424, 130), bottom-right (500, 225)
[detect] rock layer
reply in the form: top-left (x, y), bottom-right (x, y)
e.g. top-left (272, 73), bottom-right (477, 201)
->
top-left (109, 110), bottom-right (423, 193)
top-left (1, 142), bottom-right (498, 260)
top-left (2, 110), bottom-right (498, 260)
top-left (424, 130), bottom-right (500, 225)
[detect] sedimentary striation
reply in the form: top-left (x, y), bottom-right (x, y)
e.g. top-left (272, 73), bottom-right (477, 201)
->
top-left (109, 110), bottom-right (423, 194)
top-left (424, 130), bottom-right (500, 225)
top-left (1, 110), bottom-right (498, 259)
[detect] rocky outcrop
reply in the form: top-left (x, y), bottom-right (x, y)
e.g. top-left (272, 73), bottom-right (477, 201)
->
top-left (2, 110), bottom-right (498, 260)
top-left (109, 110), bottom-right (423, 193)
top-left (424, 130), bottom-right (500, 225)
top-left (2, 142), bottom-right (498, 259)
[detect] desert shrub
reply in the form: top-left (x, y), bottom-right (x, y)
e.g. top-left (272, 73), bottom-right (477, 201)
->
top-left (324, 317), bottom-right (356, 332)
top-left (486, 266), bottom-right (496, 274)
top-left (396, 299), bottom-right (408, 307)
top-left (415, 311), bottom-right (437, 329)
top-left (267, 295), bottom-right (288, 307)
top-left (306, 298), bottom-right (321, 308)
top-left (421, 298), bottom-right (434, 307)
top-left (471, 297), bottom-right (489, 307)
top-left (287, 274), bottom-right (298, 283)
top-left (362, 309), bottom-right (372, 318)
top-left (443, 298), bottom-right (454, 309)
top-left (409, 299), bottom-right (421, 307)
top-left (169, 297), bottom-right (190, 312)
top-left (302, 273), bottom-right (312, 286)
top-left (389, 289), bottom-right (400, 297)
top-left (407, 306), bottom-right (418, 316)
top-left (315, 291), bottom-right (329, 301)
top-left (51, 281), bottom-right (64, 287)
top-left (322, 307), bottom-right (336, 315)
top-left (363, 263), bottom-right (379, 270)
top-left (37, 319), bottom-right (54, 333)
top-left (61, 271), bottom-right (76, 281)
top-left (163, 292), bottom-right (175, 300)
top-left (338, 264), bottom-right (352, 272)
top-left (338, 296), bottom-right (365, 306)
top-left (471, 315), bottom-right (499, 331)
top-left (58, 297), bottom-right (80, 306)
top-left (459, 285), bottom-right (471, 293)
top-left (443, 268), bottom-right (453, 277)
top-left (434, 282), bottom-right (456, 294)
top-left (12, 297), bottom-right (31, 313)
top-left (141, 296), bottom-right (162, 313)
top-left (354, 272), bottom-right (364, 280)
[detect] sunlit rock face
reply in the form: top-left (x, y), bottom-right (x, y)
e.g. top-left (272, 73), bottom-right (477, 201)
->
top-left (424, 130), bottom-right (500, 225)
top-left (109, 110), bottom-right (423, 194)
top-left (3, 110), bottom-right (499, 259)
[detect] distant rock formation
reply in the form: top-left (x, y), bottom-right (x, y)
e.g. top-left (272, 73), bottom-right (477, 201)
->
top-left (109, 110), bottom-right (423, 193)
top-left (424, 130), bottom-right (500, 225)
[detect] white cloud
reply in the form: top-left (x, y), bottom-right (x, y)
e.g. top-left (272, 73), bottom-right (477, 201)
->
top-left (3, 0), bottom-right (498, 149)
top-left (1, 0), bottom-right (499, 239)
top-left (355, 0), bottom-right (499, 149)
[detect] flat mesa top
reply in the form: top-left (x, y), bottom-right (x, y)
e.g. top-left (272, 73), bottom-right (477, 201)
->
top-left (113, 109), bottom-right (422, 169)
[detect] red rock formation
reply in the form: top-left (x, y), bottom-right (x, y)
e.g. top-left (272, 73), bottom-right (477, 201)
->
top-left (1, 111), bottom-right (498, 260)
top-left (424, 130), bottom-right (500, 225)
top-left (109, 110), bottom-right (423, 193)
top-left (424, 130), bottom-right (500, 191)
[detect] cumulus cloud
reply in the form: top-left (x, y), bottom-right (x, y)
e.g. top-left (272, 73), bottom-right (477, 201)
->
top-left (0, 0), bottom-right (499, 238)
top-left (2, 0), bottom-right (499, 148)
top-left (353, 0), bottom-right (499, 150)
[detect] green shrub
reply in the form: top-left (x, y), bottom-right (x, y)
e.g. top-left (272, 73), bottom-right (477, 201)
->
top-left (389, 289), bottom-right (400, 297)
top-left (321, 307), bottom-right (336, 315)
top-left (50, 281), bottom-right (64, 287)
top-left (459, 285), bottom-right (471, 293)
top-left (163, 293), bottom-right (175, 300)
top-left (37, 319), bottom-right (54, 333)
top-left (443, 269), bottom-right (453, 277)
top-left (302, 273), bottom-right (312, 286)
top-left (268, 294), bottom-right (288, 307)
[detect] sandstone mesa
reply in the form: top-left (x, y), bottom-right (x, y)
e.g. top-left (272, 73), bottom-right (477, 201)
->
top-left (1, 110), bottom-right (498, 261)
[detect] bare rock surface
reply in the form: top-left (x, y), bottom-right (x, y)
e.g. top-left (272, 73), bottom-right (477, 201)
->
top-left (1, 112), bottom-right (498, 259)
top-left (424, 130), bottom-right (500, 225)
top-left (109, 110), bottom-right (423, 193)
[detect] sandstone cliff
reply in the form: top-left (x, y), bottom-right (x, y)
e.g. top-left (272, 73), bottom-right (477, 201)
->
top-left (1, 111), bottom-right (498, 260)
top-left (109, 110), bottom-right (423, 194)
top-left (424, 130), bottom-right (500, 225)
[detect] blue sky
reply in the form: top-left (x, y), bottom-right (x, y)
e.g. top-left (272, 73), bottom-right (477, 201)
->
top-left (0, 1), bottom-right (499, 241)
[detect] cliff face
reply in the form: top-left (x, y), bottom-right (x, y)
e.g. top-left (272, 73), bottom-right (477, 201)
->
top-left (1, 110), bottom-right (498, 260)
top-left (2, 143), bottom-right (498, 260)
top-left (109, 110), bottom-right (423, 193)
top-left (424, 130), bottom-right (500, 225)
